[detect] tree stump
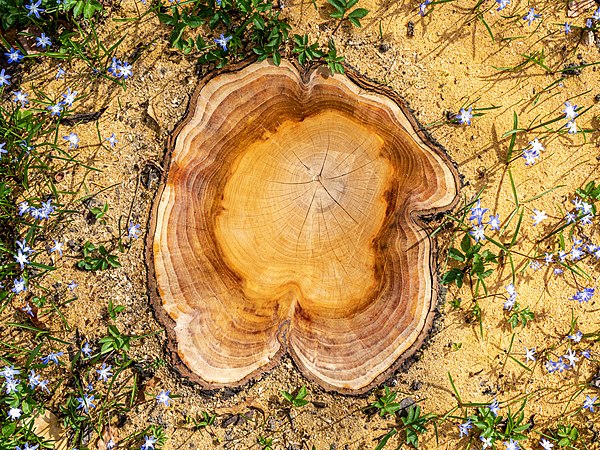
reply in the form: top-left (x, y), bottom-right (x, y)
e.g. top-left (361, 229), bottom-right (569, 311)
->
top-left (147, 60), bottom-right (460, 394)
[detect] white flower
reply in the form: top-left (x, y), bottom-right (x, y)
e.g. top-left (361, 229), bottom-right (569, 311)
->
top-left (540, 438), bottom-right (554, 450)
top-left (8, 407), bottom-right (22, 420)
top-left (524, 347), bottom-right (536, 362)
top-left (563, 101), bottom-right (578, 120)
top-left (532, 209), bottom-right (547, 225)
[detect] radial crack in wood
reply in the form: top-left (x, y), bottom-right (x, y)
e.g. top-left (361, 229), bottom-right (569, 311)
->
top-left (147, 60), bottom-right (460, 394)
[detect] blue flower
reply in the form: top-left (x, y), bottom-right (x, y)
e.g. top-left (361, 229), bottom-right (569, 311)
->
top-left (28, 370), bottom-right (40, 389)
top-left (36, 199), bottom-right (55, 219)
top-left (36, 33), bottom-right (52, 48)
top-left (214, 34), bottom-right (233, 51)
top-left (107, 57), bottom-right (120, 77)
top-left (531, 209), bottom-right (547, 225)
top-left (487, 213), bottom-right (500, 231)
top-left (97, 363), bottom-right (113, 382)
top-left (504, 295), bottom-right (516, 310)
top-left (458, 419), bottom-right (472, 438)
top-left (105, 133), bottom-right (118, 147)
top-left (41, 351), bottom-right (63, 365)
top-left (567, 330), bottom-right (583, 343)
top-left (128, 222), bottom-right (141, 239)
top-left (488, 398), bottom-right (500, 416)
top-left (12, 277), bottom-right (27, 294)
top-left (76, 394), bottom-right (96, 413)
top-left (156, 390), bottom-right (172, 406)
top-left (563, 101), bottom-right (578, 119)
top-left (21, 302), bottom-right (33, 316)
top-left (8, 407), bottom-right (22, 420)
top-left (522, 148), bottom-right (537, 165)
top-left (496, 0), bottom-right (510, 11)
top-left (457, 106), bottom-right (473, 125)
top-left (4, 377), bottom-right (20, 394)
top-left (564, 22), bottom-right (571, 34)
top-left (25, 0), bottom-right (45, 18)
top-left (571, 287), bottom-right (594, 303)
top-left (81, 342), bottom-right (93, 358)
top-left (524, 347), bottom-right (536, 362)
top-left (564, 211), bottom-right (576, 223)
top-left (469, 199), bottom-right (488, 225)
top-left (523, 8), bottom-right (541, 26)
top-left (564, 349), bottom-right (578, 367)
top-left (14, 250), bottom-right (30, 269)
top-left (0, 366), bottom-right (20, 380)
top-left (583, 395), bottom-right (597, 412)
top-left (481, 436), bottom-right (493, 449)
top-left (5, 48), bottom-right (24, 63)
top-left (38, 379), bottom-right (50, 393)
top-left (118, 61), bottom-right (132, 79)
top-left (12, 90), bottom-right (29, 107)
top-left (62, 88), bottom-right (77, 106)
top-left (47, 102), bottom-right (64, 117)
top-left (469, 225), bottom-right (486, 242)
top-left (63, 132), bottom-right (79, 149)
top-left (0, 68), bottom-right (11, 86)
top-left (141, 436), bottom-right (157, 450)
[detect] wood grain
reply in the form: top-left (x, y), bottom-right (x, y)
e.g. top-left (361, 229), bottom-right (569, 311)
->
top-left (147, 60), bottom-right (460, 393)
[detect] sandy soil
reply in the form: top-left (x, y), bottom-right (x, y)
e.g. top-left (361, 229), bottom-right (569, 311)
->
top-left (11, 0), bottom-right (600, 448)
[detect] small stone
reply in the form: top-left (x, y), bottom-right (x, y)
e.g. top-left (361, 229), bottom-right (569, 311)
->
top-left (591, 370), bottom-right (600, 389)
top-left (563, 62), bottom-right (582, 76)
top-left (410, 380), bottom-right (423, 391)
top-left (398, 397), bottom-right (416, 417)
top-left (378, 43), bottom-right (390, 53)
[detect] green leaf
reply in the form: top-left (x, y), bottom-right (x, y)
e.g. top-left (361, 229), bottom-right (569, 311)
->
top-left (272, 51), bottom-right (281, 66)
top-left (72, 0), bottom-right (84, 17)
top-left (460, 233), bottom-right (472, 253)
top-left (157, 13), bottom-right (177, 25)
top-left (349, 7), bottom-right (368, 18)
top-left (447, 247), bottom-right (465, 262)
top-left (253, 15), bottom-right (265, 30)
top-left (327, 0), bottom-right (346, 13)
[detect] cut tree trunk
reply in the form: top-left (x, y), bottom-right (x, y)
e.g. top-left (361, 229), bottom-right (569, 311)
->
top-left (147, 60), bottom-right (460, 394)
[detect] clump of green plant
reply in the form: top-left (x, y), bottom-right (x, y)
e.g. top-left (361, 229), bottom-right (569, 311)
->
top-left (371, 386), bottom-right (402, 417)
top-left (156, 0), bottom-right (365, 73)
top-left (0, 0), bottom-right (103, 31)
top-left (280, 385), bottom-right (309, 407)
top-left (550, 423), bottom-right (580, 448)
top-left (156, 0), bottom-right (291, 66)
top-left (507, 303), bottom-right (534, 329)
top-left (374, 404), bottom-right (435, 449)
top-left (442, 233), bottom-right (498, 294)
top-left (326, 0), bottom-right (369, 28)
top-left (468, 400), bottom-right (530, 445)
top-left (257, 435), bottom-right (273, 450)
top-left (185, 410), bottom-right (217, 433)
top-left (76, 241), bottom-right (121, 271)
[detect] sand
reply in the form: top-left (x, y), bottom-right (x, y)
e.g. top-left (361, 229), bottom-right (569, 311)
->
top-left (8, 0), bottom-right (600, 448)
